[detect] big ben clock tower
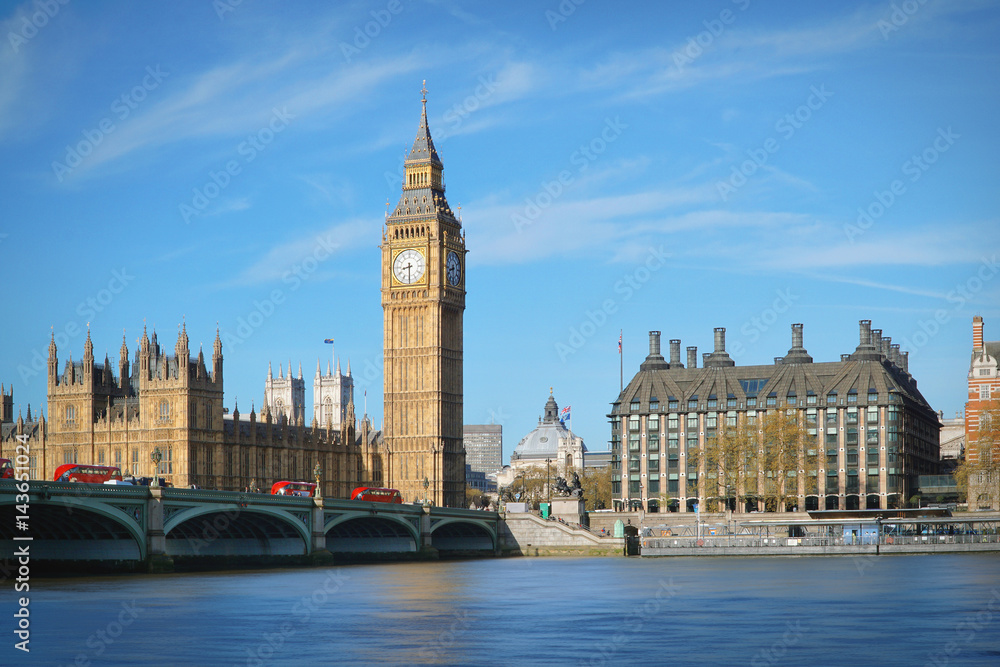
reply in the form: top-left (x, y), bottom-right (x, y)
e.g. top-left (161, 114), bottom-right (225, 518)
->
top-left (381, 84), bottom-right (466, 507)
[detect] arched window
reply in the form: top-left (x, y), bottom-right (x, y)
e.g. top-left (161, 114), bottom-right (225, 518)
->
top-left (159, 400), bottom-right (170, 421)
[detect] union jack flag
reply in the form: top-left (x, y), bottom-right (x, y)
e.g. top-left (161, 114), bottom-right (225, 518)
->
top-left (560, 406), bottom-right (571, 422)
top-left (618, 332), bottom-right (622, 354)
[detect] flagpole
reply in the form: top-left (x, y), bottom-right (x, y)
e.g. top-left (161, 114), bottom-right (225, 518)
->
top-left (619, 329), bottom-right (623, 395)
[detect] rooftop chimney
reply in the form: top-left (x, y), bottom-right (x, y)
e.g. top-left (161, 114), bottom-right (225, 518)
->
top-left (783, 322), bottom-right (813, 364)
top-left (669, 339), bottom-right (683, 367)
top-left (639, 331), bottom-right (669, 371)
top-left (687, 346), bottom-right (698, 369)
top-left (705, 327), bottom-right (736, 368)
top-left (851, 319), bottom-right (881, 361)
top-left (872, 329), bottom-right (883, 356)
top-left (889, 343), bottom-right (901, 366)
top-left (974, 316), bottom-right (984, 351)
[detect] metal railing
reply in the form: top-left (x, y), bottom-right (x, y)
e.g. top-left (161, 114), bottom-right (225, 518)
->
top-left (643, 532), bottom-right (1000, 549)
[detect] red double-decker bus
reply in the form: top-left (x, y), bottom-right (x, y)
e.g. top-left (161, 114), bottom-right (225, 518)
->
top-left (0, 458), bottom-right (13, 479)
top-left (53, 464), bottom-right (123, 484)
top-left (270, 481), bottom-right (317, 497)
top-left (350, 487), bottom-right (402, 504)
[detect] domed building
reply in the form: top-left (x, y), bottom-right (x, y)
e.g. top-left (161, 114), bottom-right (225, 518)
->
top-left (499, 392), bottom-right (586, 488)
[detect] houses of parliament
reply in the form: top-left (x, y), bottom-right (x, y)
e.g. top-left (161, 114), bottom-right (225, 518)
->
top-left (0, 90), bottom-right (468, 506)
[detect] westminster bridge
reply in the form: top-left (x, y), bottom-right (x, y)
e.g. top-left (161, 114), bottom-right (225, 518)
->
top-left (0, 480), bottom-right (501, 569)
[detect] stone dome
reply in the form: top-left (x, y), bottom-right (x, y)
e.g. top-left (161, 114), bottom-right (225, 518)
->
top-left (511, 393), bottom-right (587, 462)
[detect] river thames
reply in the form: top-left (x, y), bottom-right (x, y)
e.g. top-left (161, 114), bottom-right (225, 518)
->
top-left (16, 553), bottom-right (1000, 666)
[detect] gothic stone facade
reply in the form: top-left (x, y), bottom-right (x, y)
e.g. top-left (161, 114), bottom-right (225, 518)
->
top-left (0, 326), bottom-right (382, 495)
top-left (381, 91), bottom-right (466, 507)
top-left (610, 322), bottom-right (940, 513)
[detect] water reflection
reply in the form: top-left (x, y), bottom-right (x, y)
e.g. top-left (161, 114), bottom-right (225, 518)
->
top-left (19, 554), bottom-right (1000, 666)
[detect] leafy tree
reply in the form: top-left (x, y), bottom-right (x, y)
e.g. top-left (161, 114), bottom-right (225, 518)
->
top-left (577, 464), bottom-right (612, 511)
top-left (696, 407), bottom-right (818, 512)
top-left (955, 399), bottom-right (1000, 510)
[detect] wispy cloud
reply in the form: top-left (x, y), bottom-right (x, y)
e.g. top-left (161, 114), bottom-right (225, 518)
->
top-left (226, 220), bottom-right (374, 287)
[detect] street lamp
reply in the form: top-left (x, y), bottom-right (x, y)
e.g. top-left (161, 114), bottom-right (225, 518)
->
top-left (313, 461), bottom-right (322, 495)
top-left (423, 476), bottom-right (430, 505)
top-left (150, 447), bottom-right (162, 488)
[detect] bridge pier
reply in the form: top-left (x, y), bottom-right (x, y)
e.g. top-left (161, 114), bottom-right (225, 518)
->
top-left (310, 497), bottom-right (334, 564)
top-left (420, 503), bottom-right (439, 558)
top-left (145, 487), bottom-right (174, 572)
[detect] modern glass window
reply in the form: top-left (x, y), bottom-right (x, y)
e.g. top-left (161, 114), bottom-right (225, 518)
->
top-left (648, 434), bottom-right (660, 452)
top-left (629, 416), bottom-right (640, 431)
top-left (630, 400), bottom-right (640, 412)
top-left (847, 392), bottom-right (858, 404)
top-left (668, 400), bottom-right (678, 410)
top-left (727, 397), bottom-right (737, 408)
top-left (668, 416), bottom-right (679, 430)
top-left (649, 400), bottom-right (659, 412)
top-left (867, 407), bottom-right (878, 424)
top-left (827, 393), bottom-right (837, 405)
top-left (747, 397), bottom-right (757, 407)
top-left (766, 396), bottom-right (777, 407)
top-left (807, 394), bottom-right (817, 406)
top-left (647, 415), bottom-right (659, 432)
top-left (688, 399), bottom-right (698, 409)
top-left (687, 415), bottom-right (699, 430)
top-left (707, 398), bottom-right (717, 408)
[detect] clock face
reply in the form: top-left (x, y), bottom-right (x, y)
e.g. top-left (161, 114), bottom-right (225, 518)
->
top-left (393, 248), bottom-right (425, 284)
top-left (446, 251), bottom-right (462, 286)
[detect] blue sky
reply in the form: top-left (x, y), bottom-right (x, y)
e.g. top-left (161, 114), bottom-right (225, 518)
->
top-left (1, 0), bottom-right (998, 463)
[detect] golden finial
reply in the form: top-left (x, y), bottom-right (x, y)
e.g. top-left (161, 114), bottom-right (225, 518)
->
top-left (421, 80), bottom-right (428, 101)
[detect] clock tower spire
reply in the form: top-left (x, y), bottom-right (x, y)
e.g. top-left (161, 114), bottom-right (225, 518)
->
top-left (381, 84), bottom-right (466, 507)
